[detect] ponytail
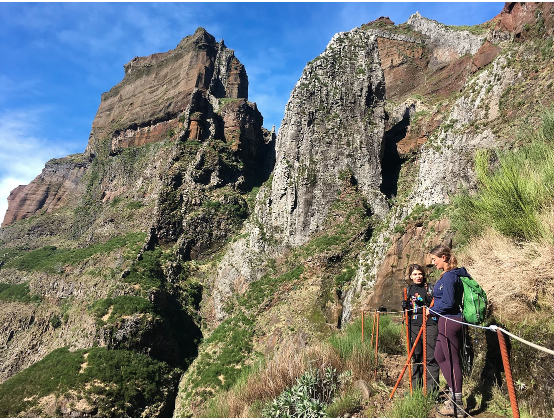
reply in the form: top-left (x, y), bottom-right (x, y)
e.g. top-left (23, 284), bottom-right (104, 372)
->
top-left (430, 244), bottom-right (458, 273)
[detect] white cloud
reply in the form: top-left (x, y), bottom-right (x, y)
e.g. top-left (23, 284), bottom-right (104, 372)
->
top-left (0, 108), bottom-right (75, 222)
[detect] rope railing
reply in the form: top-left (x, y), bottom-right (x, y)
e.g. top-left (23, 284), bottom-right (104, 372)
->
top-left (362, 305), bottom-right (554, 418)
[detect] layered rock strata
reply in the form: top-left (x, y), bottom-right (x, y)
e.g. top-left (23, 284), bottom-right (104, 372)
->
top-left (1, 155), bottom-right (89, 227)
top-left (87, 27), bottom-right (249, 156)
top-left (3, 28), bottom-right (258, 228)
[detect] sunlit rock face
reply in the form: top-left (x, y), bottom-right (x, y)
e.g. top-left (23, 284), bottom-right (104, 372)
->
top-left (86, 27), bottom-right (249, 156)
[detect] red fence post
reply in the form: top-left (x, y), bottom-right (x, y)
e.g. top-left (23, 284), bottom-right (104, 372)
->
top-left (497, 329), bottom-right (520, 418)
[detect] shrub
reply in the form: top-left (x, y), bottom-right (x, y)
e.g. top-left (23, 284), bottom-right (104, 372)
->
top-left (126, 200), bottom-right (143, 210)
top-left (262, 367), bottom-right (350, 418)
top-left (91, 295), bottom-right (157, 325)
top-left (50, 315), bottom-right (62, 329)
top-left (3, 232), bottom-right (146, 273)
top-left (451, 109), bottom-right (554, 245)
top-left (123, 248), bottom-right (165, 290)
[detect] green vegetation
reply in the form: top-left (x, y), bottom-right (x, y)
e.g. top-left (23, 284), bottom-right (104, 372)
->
top-left (92, 295), bottom-right (158, 325)
top-left (0, 282), bottom-right (41, 304)
top-left (2, 232), bottom-right (146, 273)
top-left (49, 315), bottom-right (62, 329)
top-left (330, 315), bottom-right (403, 359)
top-left (393, 203), bottom-right (448, 236)
top-left (237, 265), bottom-right (304, 310)
top-left (540, 38), bottom-right (553, 60)
top-left (451, 109), bottom-right (554, 244)
top-left (385, 387), bottom-right (438, 418)
top-left (218, 98), bottom-right (238, 107)
top-left (447, 20), bottom-right (494, 36)
top-left (263, 367), bottom-right (350, 418)
top-left (335, 265), bottom-right (356, 290)
top-left (126, 200), bottom-right (143, 210)
top-left (0, 346), bottom-right (177, 417)
top-left (325, 387), bottom-right (363, 418)
top-left (191, 313), bottom-right (255, 393)
top-left (123, 247), bottom-right (166, 290)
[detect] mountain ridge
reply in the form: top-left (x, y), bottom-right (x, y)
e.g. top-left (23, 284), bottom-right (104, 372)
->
top-left (1, 3), bottom-right (554, 417)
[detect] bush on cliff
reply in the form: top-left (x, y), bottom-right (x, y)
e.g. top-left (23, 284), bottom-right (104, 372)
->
top-left (452, 108), bottom-right (554, 245)
top-left (0, 346), bottom-right (178, 417)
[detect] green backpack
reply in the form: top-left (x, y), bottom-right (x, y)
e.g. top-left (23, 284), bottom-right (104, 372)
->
top-left (459, 276), bottom-right (488, 324)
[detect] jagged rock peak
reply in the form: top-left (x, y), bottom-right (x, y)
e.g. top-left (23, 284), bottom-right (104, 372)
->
top-left (407, 11), bottom-right (485, 57)
top-left (87, 27), bottom-right (248, 156)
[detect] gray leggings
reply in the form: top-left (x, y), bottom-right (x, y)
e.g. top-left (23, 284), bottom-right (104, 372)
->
top-left (435, 315), bottom-right (463, 393)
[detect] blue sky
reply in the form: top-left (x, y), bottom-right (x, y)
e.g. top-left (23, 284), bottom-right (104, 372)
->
top-left (0, 2), bottom-right (503, 221)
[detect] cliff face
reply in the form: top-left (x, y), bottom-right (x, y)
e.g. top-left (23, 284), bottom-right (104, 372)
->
top-left (88, 27), bottom-right (248, 155)
top-left (2, 28), bottom-right (260, 229)
top-left (0, 26), bottom-right (272, 417)
top-left (210, 27), bottom-right (389, 322)
top-left (1, 156), bottom-right (89, 227)
top-left (3, 4), bottom-right (554, 417)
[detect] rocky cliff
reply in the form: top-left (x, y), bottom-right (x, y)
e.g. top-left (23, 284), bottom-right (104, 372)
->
top-left (2, 2), bottom-right (554, 417)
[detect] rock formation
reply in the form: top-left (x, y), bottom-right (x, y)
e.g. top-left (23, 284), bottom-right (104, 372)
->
top-left (1, 156), bottom-right (89, 227)
top-left (3, 3), bottom-right (554, 417)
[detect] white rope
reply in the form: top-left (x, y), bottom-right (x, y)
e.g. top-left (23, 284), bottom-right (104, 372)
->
top-left (427, 308), bottom-right (554, 355)
top-left (368, 306), bottom-right (554, 355)
top-left (494, 326), bottom-right (554, 357)
top-left (427, 308), bottom-right (494, 330)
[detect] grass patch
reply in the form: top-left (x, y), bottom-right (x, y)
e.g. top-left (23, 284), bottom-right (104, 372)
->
top-left (0, 346), bottom-right (177, 417)
top-left (190, 312), bottom-right (255, 398)
top-left (122, 247), bottom-right (165, 290)
top-left (126, 200), bottom-right (143, 210)
top-left (385, 387), bottom-right (438, 417)
top-left (325, 387), bottom-right (363, 418)
top-left (0, 282), bottom-right (41, 304)
top-left (2, 232), bottom-right (146, 273)
top-left (91, 295), bottom-right (158, 325)
top-left (330, 315), bottom-right (403, 359)
top-left (237, 265), bottom-right (304, 310)
top-left (452, 108), bottom-right (554, 245)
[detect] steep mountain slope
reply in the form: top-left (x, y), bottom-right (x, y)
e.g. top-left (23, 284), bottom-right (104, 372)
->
top-left (0, 27), bottom-right (273, 417)
top-left (1, 2), bottom-right (554, 417)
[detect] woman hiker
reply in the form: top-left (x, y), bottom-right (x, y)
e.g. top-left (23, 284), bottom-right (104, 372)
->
top-left (428, 244), bottom-right (469, 418)
top-left (401, 264), bottom-right (440, 393)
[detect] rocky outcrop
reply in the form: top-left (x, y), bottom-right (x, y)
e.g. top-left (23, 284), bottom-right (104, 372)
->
top-left (86, 27), bottom-right (249, 156)
top-left (2, 29), bottom-right (261, 228)
top-left (1, 155), bottom-right (89, 227)
top-left (211, 27), bottom-right (390, 321)
top-left (367, 219), bottom-right (451, 310)
top-left (411, 55), bottom-right (514, 207)
top-left (495, 2), bottom-right (554, 36)
top-left (407, 12), bottom-right (485, 71)
top-left (471, 40), bottom-right (501, 72)
top-left (266, 28), bottom-right (388, 246)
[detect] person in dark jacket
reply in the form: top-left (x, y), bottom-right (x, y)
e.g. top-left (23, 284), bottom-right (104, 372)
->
top-left (401, 264), bottom-right (440, 393)
top-left (429, 244), bottom-right (468, 418)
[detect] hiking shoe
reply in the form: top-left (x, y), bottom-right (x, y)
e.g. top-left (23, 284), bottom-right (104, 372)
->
top-left (438, 393), bottom-right (466, 418)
